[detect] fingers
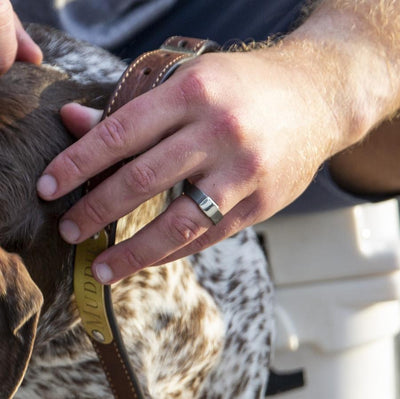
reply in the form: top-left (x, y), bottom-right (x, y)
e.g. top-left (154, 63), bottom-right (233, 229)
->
top-left (13, 14), bottom-right (42, 65)
top-left (37, 81), bottom-right (187, 200)
top-left (90, 190), bottom-right (263, 284)
top-left (155, 192), bottom-right (264, 264)
top-left (0, 0), bottom-right (17, 74)
top-left (92, 195), bottom-right (211, 283)
top-left (0, 2), bottom-right (42, 74)
top-left (60, 103), bottom-right (102, 138)
top-left (57, 124), bottom-right (215, 243)
top-left (91, 182), bottom-right (236, 284)
top-left (35, 52), bottom-right (278, 286)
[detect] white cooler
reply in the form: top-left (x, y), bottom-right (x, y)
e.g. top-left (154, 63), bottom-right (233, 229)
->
top-left (255, 199), bottom-right (400, 399)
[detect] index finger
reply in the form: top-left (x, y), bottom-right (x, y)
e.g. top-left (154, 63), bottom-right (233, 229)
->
top-left (14, 15), bottom-right (43, 64)
top-left (0, 0), bottom-right (17, 74)
top-left (0, 3), bottom-right (42, 74)
top-left (37, 81), bottom-right (188, 200)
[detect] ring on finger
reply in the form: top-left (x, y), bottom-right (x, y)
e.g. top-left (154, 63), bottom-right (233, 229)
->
top-left (183, 180), bottom-right (223, 225)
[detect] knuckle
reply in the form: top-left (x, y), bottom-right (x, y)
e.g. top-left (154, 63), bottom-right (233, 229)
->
top-left (240, 195), bottom-right (267, 224)
top-left (98, 116), bottom-right (127, 152)
top-left (165, 214), bottom-right (202, 246)
top-left (123, 162), bottom-right (157, 195)
top-left (237, 151), bottom-right (264, 181)
top-left (175, 69), bottom-right (210, 108)
top-left (59, 150), bottom-right (86, 180)
top-left (82, 196), bottom-right (109, 226)
top-left (190, 232), bottom-right (212, 253)
top-left (120, 246), bottom-right (146, 272)
top-left (213, 110), bottom-right (244, 143)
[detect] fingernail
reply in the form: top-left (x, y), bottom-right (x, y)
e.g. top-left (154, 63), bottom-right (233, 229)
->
top-left (59, 219), bottom-right (81, 243)
top-left (94, 263), bottom-right (114, 284)
top-left (84, 106), bottom-right (103, 127)
top-left (37, 174), bottom-right (58, 197)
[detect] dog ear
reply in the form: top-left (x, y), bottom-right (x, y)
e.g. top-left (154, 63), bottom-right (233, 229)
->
top-left (0, 247), bottom-right (43, 398)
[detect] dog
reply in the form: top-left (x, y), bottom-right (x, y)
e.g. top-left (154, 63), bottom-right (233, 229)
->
top-left (0, 24), bottom-right (274, 399)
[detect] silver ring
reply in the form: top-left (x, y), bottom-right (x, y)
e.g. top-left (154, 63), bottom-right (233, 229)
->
top-left (183, 180), bottom-right (223, 225)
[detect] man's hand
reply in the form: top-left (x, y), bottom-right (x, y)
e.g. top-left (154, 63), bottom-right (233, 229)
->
top-left (0, 0), bottom-right (42, 74)
top-left (36, 49), bottom-right (345, 284)
top-left (37, 0), bottom-right (400, 284)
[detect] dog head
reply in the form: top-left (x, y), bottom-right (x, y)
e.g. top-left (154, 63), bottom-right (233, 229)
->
top-left (0, 24), bottom-right (126, 396)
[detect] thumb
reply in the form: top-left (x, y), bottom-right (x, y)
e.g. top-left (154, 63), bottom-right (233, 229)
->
top-left (61, 103), bottom-right (103, 138)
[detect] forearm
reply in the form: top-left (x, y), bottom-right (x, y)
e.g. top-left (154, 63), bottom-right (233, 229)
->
top-left (275, 0), bottom-right (400, 152)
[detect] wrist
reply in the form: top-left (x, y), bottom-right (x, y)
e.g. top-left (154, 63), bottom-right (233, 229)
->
top-left (279, 1), bottom-right (400, 150)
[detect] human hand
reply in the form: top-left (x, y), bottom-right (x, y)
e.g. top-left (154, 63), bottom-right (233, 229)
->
top-left (0, 0), bottom-right (42, 74)
top-left (37, 45), bottom-right (351, 284)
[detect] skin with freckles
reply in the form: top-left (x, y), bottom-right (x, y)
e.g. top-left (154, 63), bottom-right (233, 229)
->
top-left (31, 0), bottom-right (400, 284)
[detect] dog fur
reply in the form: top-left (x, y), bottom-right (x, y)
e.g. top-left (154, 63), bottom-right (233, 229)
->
top-left (0, 24), bottom-right (274, 399)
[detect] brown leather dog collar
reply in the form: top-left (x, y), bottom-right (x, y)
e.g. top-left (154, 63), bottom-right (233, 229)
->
top-left (73, 36), bottom-right (220, 399)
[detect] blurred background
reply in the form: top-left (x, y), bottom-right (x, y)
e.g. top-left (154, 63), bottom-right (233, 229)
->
top-left (256, 198), bottom-right (400, 398)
